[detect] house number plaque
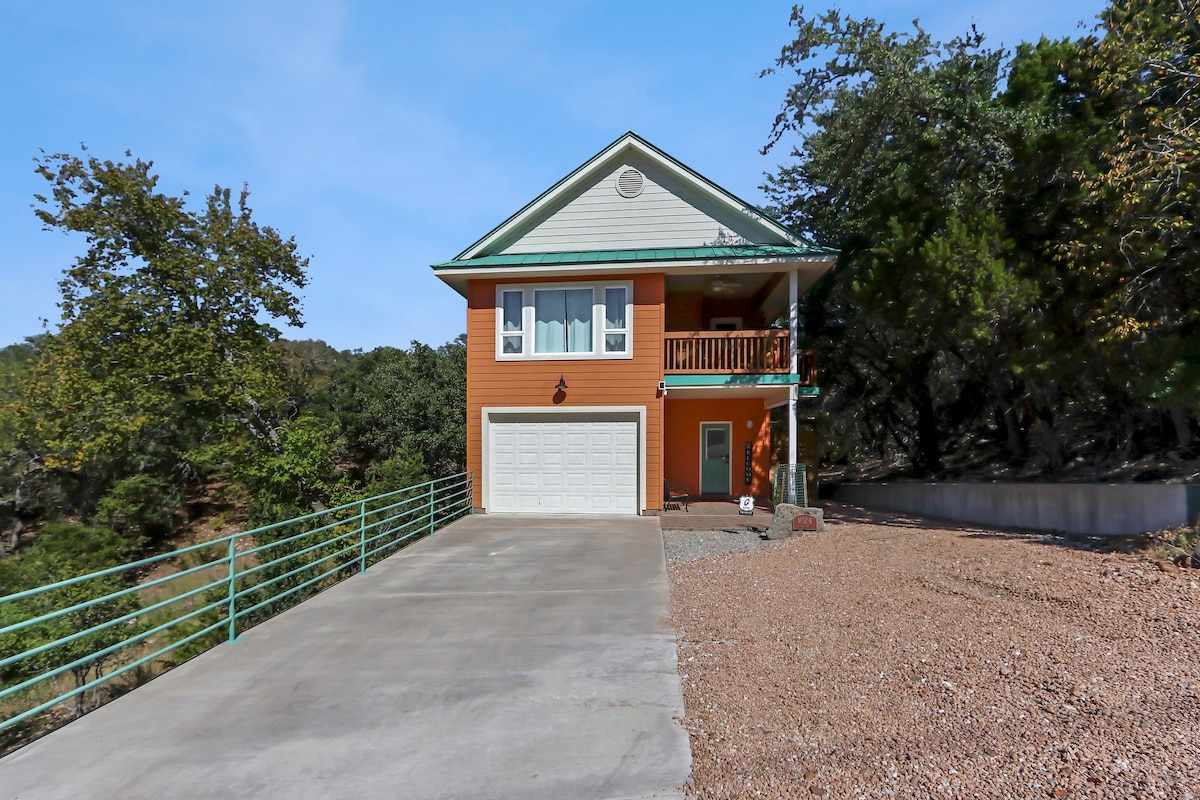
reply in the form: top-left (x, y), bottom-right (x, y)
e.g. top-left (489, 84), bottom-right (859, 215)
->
top-left (743, 442), bottom-right (753, 485)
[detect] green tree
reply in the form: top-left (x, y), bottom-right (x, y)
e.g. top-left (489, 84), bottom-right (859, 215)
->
top-left (337, 337), bottom-right (466, 478)
top-left (986, 36), bottom-right (1119, 468)
top-left (94, 474), bottom-right (180, 547)
top-left (763, 10), bottom-right (1032, 475)
top-left (0, 524), bottom-right (144, 719)
top-left (20, 147), bottom-right (309, 486)
top-left (0, 340), bottom-right (53, 556)
top-left (277, 338), bottom-right (355, 421)
top-left (1084, 0), bottom-right (1200, 449)
top-left (232, 411), bottom-right (351, 522)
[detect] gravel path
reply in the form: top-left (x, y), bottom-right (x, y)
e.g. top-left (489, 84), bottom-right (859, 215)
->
top-left (668, 503), bottom-right (1200, 799)
top-left (664, 528), bottom-right (771, 564)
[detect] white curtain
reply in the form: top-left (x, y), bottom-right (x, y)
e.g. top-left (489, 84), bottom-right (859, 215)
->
top-left (535, 289), bottom-right (592, 353)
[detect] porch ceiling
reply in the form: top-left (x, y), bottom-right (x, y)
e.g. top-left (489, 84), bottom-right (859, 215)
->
top-left (664, 269), bottom-right (815, 322)
top-left (665, 271), bottom-right (772, 300)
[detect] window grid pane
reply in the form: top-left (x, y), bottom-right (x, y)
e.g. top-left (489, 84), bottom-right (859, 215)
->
top-left (502, 291), bottom-right (523, 332)
top-left (604, 287), bottom-right (626, 330)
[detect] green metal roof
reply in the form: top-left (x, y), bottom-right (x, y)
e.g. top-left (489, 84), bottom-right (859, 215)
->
top-left (432, 244), bottom-right (838, 270)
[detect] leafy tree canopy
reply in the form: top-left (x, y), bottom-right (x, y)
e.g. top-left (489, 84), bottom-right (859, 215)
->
top-left (18, 148), bottom-right (309, 478)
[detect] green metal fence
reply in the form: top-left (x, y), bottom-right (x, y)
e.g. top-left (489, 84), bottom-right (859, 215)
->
top-left (0, 472), bottom-right (474, 738)
top-left (773, 463), bottom-right (808, 507)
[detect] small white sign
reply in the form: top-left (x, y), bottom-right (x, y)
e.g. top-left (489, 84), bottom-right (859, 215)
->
top-left (738, 495), bottom-right (755, 515)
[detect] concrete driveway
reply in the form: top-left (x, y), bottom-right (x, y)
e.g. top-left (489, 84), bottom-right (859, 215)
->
top-left (0, 515), bottom-right (691, 800)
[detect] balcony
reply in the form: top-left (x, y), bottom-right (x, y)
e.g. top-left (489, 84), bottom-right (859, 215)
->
top-left (663, 331), bottom-right (817, 385)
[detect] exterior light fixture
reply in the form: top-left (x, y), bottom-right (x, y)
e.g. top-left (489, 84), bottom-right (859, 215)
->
top-left (556, 374), bottom-right (568, 390)
top-left (746, 419), bottom-right (755, 430)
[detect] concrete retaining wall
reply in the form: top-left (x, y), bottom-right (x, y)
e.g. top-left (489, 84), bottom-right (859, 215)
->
top-left (833, 482), bottom-right (1200, 536)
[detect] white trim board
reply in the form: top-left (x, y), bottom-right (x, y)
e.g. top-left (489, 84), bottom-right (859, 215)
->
top-left (481, 406), bottom-right (648, 514)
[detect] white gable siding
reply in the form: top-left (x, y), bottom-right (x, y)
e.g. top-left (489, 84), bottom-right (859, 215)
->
top-left (495, 156), bottom-right (784, 255)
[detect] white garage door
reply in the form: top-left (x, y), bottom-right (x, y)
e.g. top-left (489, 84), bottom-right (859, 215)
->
top-left (488, 416), bottom-right (639, 514)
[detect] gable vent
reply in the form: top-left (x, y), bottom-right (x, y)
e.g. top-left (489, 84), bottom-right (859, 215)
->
top-left (615, 168), bottom-right (644, 198)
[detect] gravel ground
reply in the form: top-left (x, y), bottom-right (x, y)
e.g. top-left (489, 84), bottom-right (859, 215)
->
top-left (668, 503), bottom-right (1200, 799)
top-left (664, 528), bottom-right (771, 564)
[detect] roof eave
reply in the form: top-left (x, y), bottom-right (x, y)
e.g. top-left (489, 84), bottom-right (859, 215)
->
top-left (431, 253), bottom-right (838, 297)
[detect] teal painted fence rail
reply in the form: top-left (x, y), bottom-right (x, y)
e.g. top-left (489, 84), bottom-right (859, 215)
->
top-left (0, 472), bottom-right (474, 738)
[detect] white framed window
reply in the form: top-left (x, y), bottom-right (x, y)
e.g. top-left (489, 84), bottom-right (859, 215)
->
top-left (500, 289), bottom-right (523, 355)
top-left (603, 286), bottom-right (629, 353)
top-left (495, 281), bottom-right (634, 360)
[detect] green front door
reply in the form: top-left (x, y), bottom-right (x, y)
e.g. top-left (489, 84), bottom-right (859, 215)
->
top-left (699, 422), bottom-right (731, 495)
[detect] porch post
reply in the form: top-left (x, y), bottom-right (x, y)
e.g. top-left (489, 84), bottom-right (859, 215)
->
top-left (788, 269), bottom-right (799, 375)
top-left (788, 269), bottom-right (799, 468)
top-left (788, 385), bottom-right (798, 466)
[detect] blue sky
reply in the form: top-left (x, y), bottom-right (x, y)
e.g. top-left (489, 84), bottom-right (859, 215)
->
top-left (0, 0), bottom-right (1106, 352)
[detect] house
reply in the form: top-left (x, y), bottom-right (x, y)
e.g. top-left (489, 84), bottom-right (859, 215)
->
top-left (432, 132), bottom-right (837, 515)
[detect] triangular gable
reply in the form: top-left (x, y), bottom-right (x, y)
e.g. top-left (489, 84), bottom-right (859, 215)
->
top-left (455, 132), bottom-right (809, 261)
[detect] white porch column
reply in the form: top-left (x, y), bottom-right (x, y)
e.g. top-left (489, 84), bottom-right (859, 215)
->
top-left (787, 385), bottom-right (798, 466)
top-left (787, 268), bottom-right (799, 467)
top-left (788, 269), bottom-right (799, 375)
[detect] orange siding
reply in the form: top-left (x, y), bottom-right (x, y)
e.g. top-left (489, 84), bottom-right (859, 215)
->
top-left (465, 273), bottom-right (666, 511)
top-left (663, 397), bottom-right (772, 500)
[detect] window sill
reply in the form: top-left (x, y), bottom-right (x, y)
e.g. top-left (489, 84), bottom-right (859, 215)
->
top-left (495, 351), bottom-right (635, 362)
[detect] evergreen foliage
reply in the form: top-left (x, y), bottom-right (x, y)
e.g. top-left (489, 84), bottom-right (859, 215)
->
top-left (764, 2), bottom-right (1199, 476)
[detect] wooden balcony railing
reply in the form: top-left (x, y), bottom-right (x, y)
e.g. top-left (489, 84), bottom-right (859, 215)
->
top-left (663, 330), bottom-right (817, 384)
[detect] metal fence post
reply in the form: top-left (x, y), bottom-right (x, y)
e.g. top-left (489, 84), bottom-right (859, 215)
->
top-left (428, 481), bottom-right (436, 536)
top-left (358, 500), bottom-right (368, 574)
top-left (468, 473), bottom-right (474, 515)
top-left (227, 537), bottom-right (238, 643)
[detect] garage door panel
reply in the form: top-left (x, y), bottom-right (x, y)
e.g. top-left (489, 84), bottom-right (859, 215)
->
top-left (489, 415), bottom-right (638, 515)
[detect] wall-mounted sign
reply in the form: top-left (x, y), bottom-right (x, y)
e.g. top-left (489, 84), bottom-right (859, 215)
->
top-left (743, 442), bottom-right (753, 485)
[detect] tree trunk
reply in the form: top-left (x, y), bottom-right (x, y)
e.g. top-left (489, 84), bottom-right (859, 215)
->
top-left (72, 666), bottom-right (89, 717)
top-left (909, 356), bottom-right (942, 477)
top-left (1169, 403), bottom-right (1193, 451)
top-left (1002, 406), bottom-right (1026, 465)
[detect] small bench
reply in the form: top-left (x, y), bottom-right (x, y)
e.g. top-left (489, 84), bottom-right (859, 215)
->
top-left (664, 481), bottom-right (691, 512)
